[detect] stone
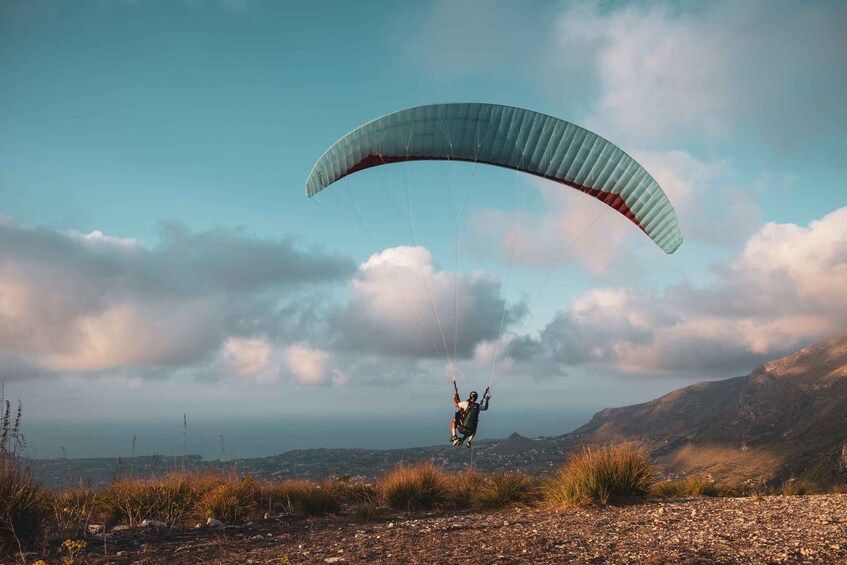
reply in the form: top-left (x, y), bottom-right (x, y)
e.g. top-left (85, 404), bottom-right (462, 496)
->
top-left (141, 519), bottom-right (166, 528)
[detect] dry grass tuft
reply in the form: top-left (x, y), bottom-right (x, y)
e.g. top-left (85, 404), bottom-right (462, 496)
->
top-left (294, 480), bottom-right (343, 516)
top-left (195, 475), bottom-right (258, 523)
top-left (52, 485), bottom-right (97, 538)
top-left (449, 468), bottom-right (485, 508)
top-left (651, 476), bottom-right (751, 498)
top-left (0, 454), bottom-right (48, 554)
top-left (473, 471), bottom-right (538, 509)
top-left (257, 479), bottom-right (343, 517)
top-left (100, 471), bottom-right (227, 527)
top-left (378, 461), bottom-right (449, 511)
top-left (341, 482), bottom-right (382, 521)
top-left (544, 444), bottom-right (655, 506)
top-left (780, 479), bottom-right (815, 496)
top-left (256, 479), bottom-right (306, 515)
top-left (0, 391), bottom-right (49, 554)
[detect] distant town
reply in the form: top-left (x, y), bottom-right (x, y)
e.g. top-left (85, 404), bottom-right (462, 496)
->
top-left (28, 432), bottom-right (580, 489)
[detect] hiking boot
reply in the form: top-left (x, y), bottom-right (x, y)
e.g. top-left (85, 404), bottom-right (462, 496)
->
top-left (465, 440), bottom-right (472, 449)
top-left (450, 435), bottom-right (460, 446)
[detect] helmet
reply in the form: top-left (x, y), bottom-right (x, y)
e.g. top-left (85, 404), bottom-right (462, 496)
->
top-left (468, 391), bottom-right (478, 402)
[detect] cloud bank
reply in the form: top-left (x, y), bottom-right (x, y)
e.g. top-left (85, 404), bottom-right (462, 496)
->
top-left (531, 207), bottom-right (847, 375)
top-left (408, 1), bottom-right (847, 150)
top-left (2, 205), bottom-right (845, 385)
top-left (0, 220), bottom-right (355, 379)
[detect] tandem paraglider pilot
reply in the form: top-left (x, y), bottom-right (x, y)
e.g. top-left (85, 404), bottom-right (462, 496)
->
top-left (450, 388), bottom-right (490, 448)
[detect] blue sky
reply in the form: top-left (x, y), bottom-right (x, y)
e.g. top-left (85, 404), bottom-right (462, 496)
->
top-left (1, 1), bottom-right (846, 449)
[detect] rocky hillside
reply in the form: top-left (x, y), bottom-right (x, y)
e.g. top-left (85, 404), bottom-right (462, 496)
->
top-left (572, 334), bottom-right (847, 485)
top-left (40, 495), bottom-right (847, 564)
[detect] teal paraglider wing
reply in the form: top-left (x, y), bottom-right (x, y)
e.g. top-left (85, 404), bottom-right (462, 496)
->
top-left (306, 103), bottom-right (682, 254)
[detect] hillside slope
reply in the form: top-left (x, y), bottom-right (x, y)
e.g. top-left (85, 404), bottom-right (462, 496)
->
top-left (572, 334), bottom-right (847, 485)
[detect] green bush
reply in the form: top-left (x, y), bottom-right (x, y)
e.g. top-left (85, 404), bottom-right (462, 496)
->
top-left (544, 444), bottom-right (655, 505)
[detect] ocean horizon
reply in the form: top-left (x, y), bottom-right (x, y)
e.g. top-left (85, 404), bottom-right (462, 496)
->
top-left (20, 407), bottom-right (598, 461)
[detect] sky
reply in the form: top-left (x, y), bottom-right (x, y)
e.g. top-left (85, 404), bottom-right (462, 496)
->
top-left (1, 0), bottom-right (846, 453)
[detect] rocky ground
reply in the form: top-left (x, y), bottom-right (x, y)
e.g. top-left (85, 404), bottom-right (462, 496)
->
top-left (26, 494), bottom-right (847, 564)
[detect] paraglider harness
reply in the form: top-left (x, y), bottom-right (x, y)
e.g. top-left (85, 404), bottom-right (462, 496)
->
top-left (453, 381), bottom-right (489, 437)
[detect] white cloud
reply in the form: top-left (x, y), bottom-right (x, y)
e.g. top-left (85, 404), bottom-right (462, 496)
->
top-left (285, 345), bottom-right (342, 386)
top-left (470, 150), bottom-right (758, 274)
top-left (41, 299), bottom-right (227, 372)
top-left (222, 337), bottom-right (272, 377)
top-left (406, 1), bottom-right (847, 150)
top-left (334, 246), bottom-right (521, 359)
top-left (557, 1), bottom-right (847, 148)
top-left (538, 207), bottom-right (847, 375)
top-left (471, 178), bottom-right (640, 275)
top-left (65, 229), bottom-right (141, 250)
top-left (0, 220), bottom-right (354, 377)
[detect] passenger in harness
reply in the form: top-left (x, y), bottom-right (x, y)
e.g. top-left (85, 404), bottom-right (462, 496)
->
top-left (450, 388), bottom-right (491, 448)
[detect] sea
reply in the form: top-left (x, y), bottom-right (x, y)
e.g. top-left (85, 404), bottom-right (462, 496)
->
top-left (20, 407), bottom-right (598, 461)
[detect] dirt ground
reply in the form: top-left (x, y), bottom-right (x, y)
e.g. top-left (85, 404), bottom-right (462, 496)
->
top-left (19, 494), bottom-right (847, 564)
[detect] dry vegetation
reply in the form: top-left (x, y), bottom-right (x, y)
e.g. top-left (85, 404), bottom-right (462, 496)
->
top-left (4, 399), bottom-right (847, 563)
top-left (543, 444), bottom-right (655, 505)
top-left (1, 397), bottom-right (49, 556)
top-left (2, 443), bottom-right (664, 560)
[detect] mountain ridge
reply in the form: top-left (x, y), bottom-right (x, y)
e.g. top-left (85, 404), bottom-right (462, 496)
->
top-left (570, 334), bottom-right (847, 485)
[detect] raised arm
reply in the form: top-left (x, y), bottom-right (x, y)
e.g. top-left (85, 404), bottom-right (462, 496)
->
top-left (481, 394), bottom-right (491, 411)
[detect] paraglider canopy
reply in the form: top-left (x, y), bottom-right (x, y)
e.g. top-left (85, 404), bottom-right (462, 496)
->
top-left (306, 103), bottom-right (682, 254)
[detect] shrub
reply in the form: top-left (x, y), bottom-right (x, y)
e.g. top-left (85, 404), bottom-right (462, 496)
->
top-left (296, 480), bottom-right (343, 516)
top-left (652, 476), bottom-right (719, 498)
top-left (255, 478), bottom-right (343, 517)
top-left (52, 485), bottom-right (98, 538)
top-left (195, 476), bottom-right (258, 523)
top-left (650, 479), bottom-right (686, 499)
top-left (780, 479), bottom-right (814, 496)
top-left (0, 393), bottom-right (49, 554)
top-left (155, 472), bottom-right (208, 527)
top-left (474, 471), bottom-right (538, 509)
top-left (341, 482), bottom-right (382, 521)
top-left (100, 476), bottom-right (163, 526)
top-left (352, 499), bottom-right (386, 521)
top-left (100, 471), bottom-right (225, 527)
top-left (379, 462), bottom-right (449, 511)
top-left (683, 476), bottom-right (720, 497)
top-left (343, 482), bottom-right (378, 504)
top-left (651, 476), bottom-right (752, 499)
top-left (0, 455), bottom-right (49, 554)
top-left (544, 444), bottom-right (655, 506)
top-left (449, 468), bottom-right (485, 508)
top-left (259, 479), bottom-right (311, 515)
